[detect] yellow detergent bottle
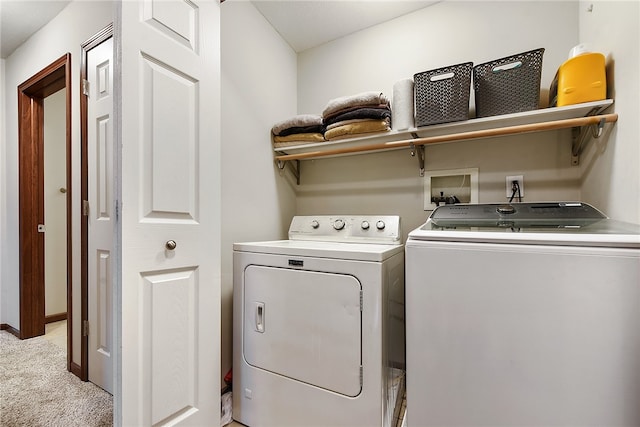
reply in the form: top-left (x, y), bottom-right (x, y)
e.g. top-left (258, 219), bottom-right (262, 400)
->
top-left (556, 48), bottom-right (607, 107)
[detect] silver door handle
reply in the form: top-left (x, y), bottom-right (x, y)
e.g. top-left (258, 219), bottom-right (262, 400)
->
top-left (165, 240), bottom-right (177, 250)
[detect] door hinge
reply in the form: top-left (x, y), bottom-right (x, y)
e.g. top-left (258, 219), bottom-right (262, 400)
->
top-left (83, 320), bottom-right (89, 337)
top-left (82, 79), bottom-right (90, 97)
top-left (359, 365), bottom-right (363, 387)
top-left (82, 200), bottom-right (89, 216)
top-left (360, 290), bottom-right (363, 312)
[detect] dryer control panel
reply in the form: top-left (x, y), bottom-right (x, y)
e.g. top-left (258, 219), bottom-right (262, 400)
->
top-left (288, 215), bottom-right (401, 244)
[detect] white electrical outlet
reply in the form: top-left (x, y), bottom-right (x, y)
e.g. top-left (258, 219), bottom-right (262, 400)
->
top-left (506, 175), bottom-right (524, 198)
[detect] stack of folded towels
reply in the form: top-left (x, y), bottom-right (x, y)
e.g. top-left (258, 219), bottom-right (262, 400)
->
top-left (322, 91), bottom-right (392, 140)
top-left (271, 114), bottom-right (324, 148)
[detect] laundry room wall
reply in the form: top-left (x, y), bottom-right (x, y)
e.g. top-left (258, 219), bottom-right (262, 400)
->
top-left (218, 0), bottom-right (639, 387)
top-left (577, 0), bottom-right (640, 224)
top-left (294, 1), bottom-right (585, 239)
top-left (220, 0), bottom-right (298, 388)
top-left (1, 0), bottom-right (113, 365)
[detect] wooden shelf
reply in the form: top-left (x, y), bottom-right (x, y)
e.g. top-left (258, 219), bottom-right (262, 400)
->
top-left (274, 100), bottom-right (617, 183)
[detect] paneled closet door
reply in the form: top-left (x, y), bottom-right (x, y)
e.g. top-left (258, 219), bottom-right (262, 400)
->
top-left (87, 36), bottom-right (114, 395)
top-left (118, 0), bottom-right (221, 425)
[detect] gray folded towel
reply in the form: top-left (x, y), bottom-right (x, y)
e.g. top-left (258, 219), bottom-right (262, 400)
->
top-left (271, 114), bottom-right (323, 136)
top-left (322, 91), bottom-right (390, 118)
top-left (324, 106), bottom-right (391, 127)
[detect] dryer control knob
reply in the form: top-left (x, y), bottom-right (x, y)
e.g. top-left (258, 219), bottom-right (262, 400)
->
top-left (333, 219), bottom-right (345, 230)
top-left (361, 221), bottom-right (370, 230)
top-left (376, 220), bottom-right (386, 230)
top-left (311, 220), bottom-right (320, 229)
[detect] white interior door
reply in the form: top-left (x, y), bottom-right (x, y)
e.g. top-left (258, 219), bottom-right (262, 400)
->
top-left (44, 89), bottom-right (68, 318)
top-left (117, 0), bottom-right (221, 425)
top-left (87, 36), bottom-right (114, 395)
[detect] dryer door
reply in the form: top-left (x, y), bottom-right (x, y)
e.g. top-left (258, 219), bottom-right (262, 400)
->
top-left (243, 265), bottom-right (362, 397)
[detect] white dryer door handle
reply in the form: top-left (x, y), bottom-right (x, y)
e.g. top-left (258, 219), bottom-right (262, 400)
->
top-left (255, 302), bottom-right (265, 333)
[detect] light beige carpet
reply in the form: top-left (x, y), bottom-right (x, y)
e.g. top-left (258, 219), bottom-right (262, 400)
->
top-left (0, 331), bottom-right (113, 426)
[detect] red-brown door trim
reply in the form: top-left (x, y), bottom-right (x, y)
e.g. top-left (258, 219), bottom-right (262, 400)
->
top-left (17, 52), bottom-right (72, 373)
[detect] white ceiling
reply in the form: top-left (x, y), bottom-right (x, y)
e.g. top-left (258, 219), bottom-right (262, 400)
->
top-left (0, 0), bottom-right (71, 58)
top-left (250, 0), bottom-right (439, 52)
top-left (0, 0), bottom-right (439, 59)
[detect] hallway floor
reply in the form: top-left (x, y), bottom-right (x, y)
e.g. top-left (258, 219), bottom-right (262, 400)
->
top-left (44, 319), bottom-right (67, 350)
top-left (0, 326), bottom-right (112, 426)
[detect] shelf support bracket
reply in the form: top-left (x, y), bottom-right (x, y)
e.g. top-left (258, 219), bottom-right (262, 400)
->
top-left (277, 159), bottom-right (300, 185)
top-left (409, 134), bottom-right (425, 176)
top-left (571, 117), bottom-right (606, 166)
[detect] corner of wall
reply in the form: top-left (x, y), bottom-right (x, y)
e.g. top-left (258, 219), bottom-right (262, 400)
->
top-left (1, 57), bottom-right (5, 323)
top-left (220, 0), bottom-right (298, 388)
top-left (577, 0), bottom-right (640, 223)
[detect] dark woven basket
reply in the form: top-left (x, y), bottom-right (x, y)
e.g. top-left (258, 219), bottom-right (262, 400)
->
top-left (473, 48), bottom-right (545, 118)
top-left (414, 62), bottom-right (473, 127)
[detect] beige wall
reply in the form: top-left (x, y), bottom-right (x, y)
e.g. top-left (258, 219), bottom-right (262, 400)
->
top-left (578, 0), bottom-right (640, 224)
top-left (44, 89), bottom-right (68, 317)
top-left (222, 0), bottom-right (639, 388)
top-left (295, 1), bottom-right (591, 238)
top-left (1, 58), bottom-right (5, 324)
top-left (4, 0), bottom-right (637, 390)
top-left (220, 0), bottom-right (298, 387)
top-left (298, 2), bottom-right (578, 114)
top-left (1, 0), bottom-right (113, 364)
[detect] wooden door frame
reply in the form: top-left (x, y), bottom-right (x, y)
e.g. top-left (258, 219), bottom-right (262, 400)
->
top-left (80, 23), bottom-right (114, 382)
top-left (18, 54), bottom-right (72, 364)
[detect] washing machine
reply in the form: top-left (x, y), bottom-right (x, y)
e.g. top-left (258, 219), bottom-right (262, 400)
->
top-left (233, 215), bottom-right (406, 427)
top-left (405, 202), bottom-right (640, 426)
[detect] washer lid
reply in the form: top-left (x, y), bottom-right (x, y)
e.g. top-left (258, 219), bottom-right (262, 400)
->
top-left (409, 202), bottom-right (640, 248)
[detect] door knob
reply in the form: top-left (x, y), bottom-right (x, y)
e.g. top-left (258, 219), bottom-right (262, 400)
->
top-left (165, 240), bottom-right (177, 250)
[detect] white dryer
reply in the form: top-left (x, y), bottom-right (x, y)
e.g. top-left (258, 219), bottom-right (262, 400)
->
top-left (405, 202), bottom-right (640, 426)
top-left (233, 215), bottom-right (405, 427)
